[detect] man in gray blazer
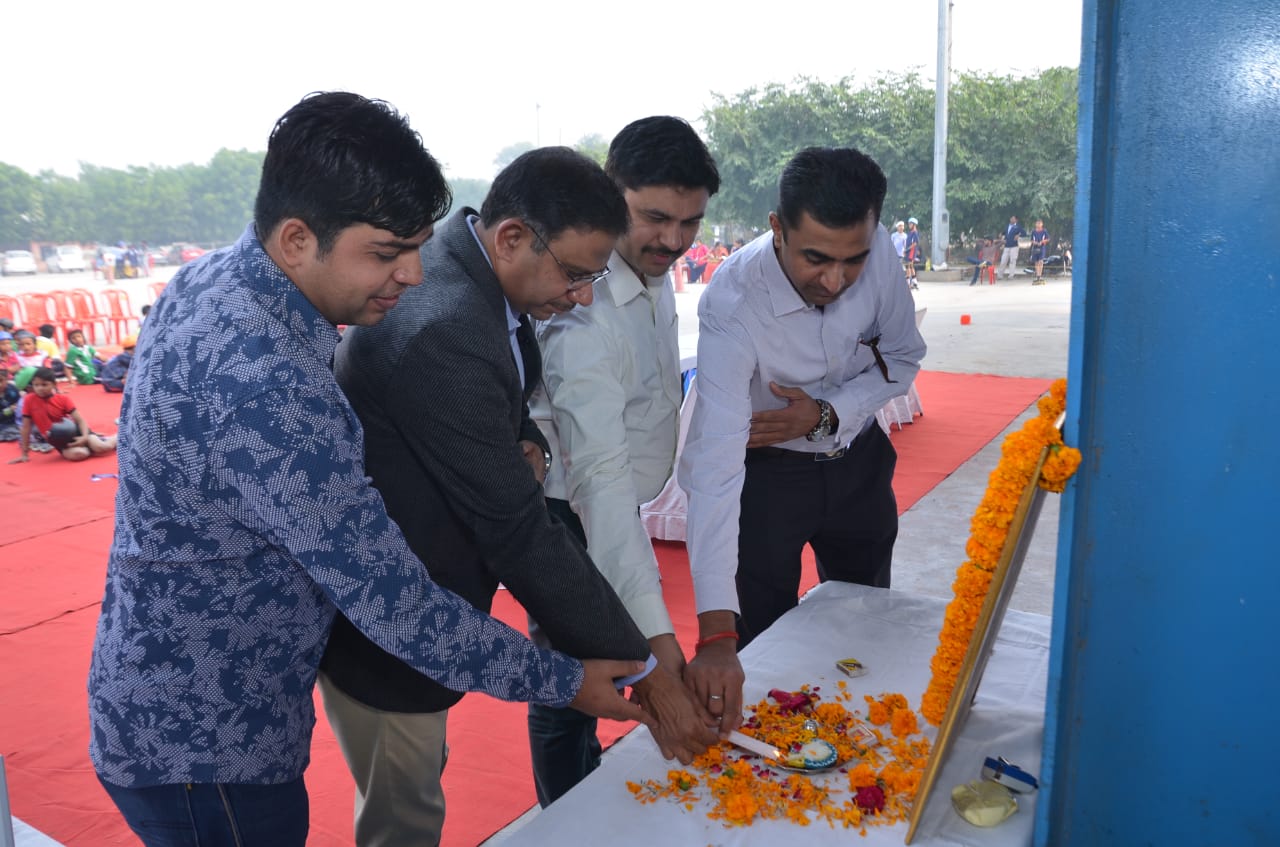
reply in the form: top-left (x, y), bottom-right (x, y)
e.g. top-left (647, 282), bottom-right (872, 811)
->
top-left (319, 147), bottom-right (714, 846)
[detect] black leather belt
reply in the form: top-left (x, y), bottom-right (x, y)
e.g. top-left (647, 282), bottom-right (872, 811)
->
top-left (747, 444), bottom-right (849, 462)
top-left (746, 421), bottom-right (876, 463)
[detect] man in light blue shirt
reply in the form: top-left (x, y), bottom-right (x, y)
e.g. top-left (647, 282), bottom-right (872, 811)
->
top-left (679, 147), bottom-right (926, 725)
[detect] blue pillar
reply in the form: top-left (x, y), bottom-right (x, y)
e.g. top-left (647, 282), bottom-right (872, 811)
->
top-left (1038, 2), bottom-right (1280, 844)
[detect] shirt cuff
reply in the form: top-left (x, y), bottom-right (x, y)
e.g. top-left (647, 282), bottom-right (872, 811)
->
top-left (613, 653), bottom-right (658, 689)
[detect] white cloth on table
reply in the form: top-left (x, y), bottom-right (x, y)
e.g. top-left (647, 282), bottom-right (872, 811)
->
top-left (496, 582), bottom-right (1049, 847)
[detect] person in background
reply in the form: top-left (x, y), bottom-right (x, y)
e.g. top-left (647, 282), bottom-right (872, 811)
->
top-left (35, 325), bottom-right (66, 379)
top-left (679, 147), bottom-right (926, 726)
top-left (98, 335), bottom-right (135, 392)
top-left (12, 332), bottom-right (48, 370)
top-left (967, 237), bottom-right (997, 286)
top-left (0, 331), bottom-right (19, 372)
top-left (64, 329), bottom-right (100, 385)
top-left (8, 367), bottom-right (117, 463)
top-left (86, 92), bottom-right (648, 847)
top-left (0, 364), bottom-right (21, 441)
top-left (997, 215), bottom-right (1026, 279)
top-left (139, 304), bottom-right (152, 324)
top-left (530, 116), bottom-right (722, 805)
top-left (683, 237), bottom-right (710, 283)
top-left (891, 220), bottom-right (907, 268)
top-left (1030, 219), bottom-right (1050, 284)
top-left (904, 218), bottom-right (921, 290)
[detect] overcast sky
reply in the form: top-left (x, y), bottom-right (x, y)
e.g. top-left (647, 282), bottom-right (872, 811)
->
top-left (2, 0), bottom-right (1083, 181)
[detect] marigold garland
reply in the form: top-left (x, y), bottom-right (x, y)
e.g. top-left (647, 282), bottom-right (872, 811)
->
top-left (920, 378), bottom-right (1081, 725)
top-left (626, 686), bottom-right (930, 833)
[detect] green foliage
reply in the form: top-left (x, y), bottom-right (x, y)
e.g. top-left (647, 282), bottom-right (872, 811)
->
top-left (702, 69), bottom-right (1077, 246)
top-left (0, 162), bottom-right (39, 248)
top-left (0, 150), bottom-right (264, 248)
top-left (574, 133), bottom-right (609, 166)
top-left (494, 141), bottom-right (535, 171)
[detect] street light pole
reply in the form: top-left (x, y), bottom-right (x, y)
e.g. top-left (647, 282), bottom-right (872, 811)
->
top-left (932, 0), bottom-right (953, 269)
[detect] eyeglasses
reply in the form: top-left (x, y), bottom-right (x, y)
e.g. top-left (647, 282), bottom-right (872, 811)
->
top-left (526, 224), bottom-right (610, 290)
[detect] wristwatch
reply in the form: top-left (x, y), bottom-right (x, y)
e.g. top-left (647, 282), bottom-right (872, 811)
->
top-left (806, 399), bottom-right (834, 441)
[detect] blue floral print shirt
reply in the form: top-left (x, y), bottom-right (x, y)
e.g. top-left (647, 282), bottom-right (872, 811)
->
top-left (88, 224), bottom-right (583, 787)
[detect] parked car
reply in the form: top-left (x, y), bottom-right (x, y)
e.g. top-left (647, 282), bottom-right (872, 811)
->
top-left (180, 244), bottom-right (206, 263)
top-left (46, 244), bottom-right (87, 273)
top-left (149, 247), bottom-right (171, 266)
top-left (2, 250), bottom-right (38, 275)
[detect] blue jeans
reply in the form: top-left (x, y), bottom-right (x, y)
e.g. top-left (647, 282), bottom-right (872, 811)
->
top-left (98, 775), bottom-right (308, 847)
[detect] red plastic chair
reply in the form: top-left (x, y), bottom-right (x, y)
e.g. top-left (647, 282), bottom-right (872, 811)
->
top-left (0, 294), bottom-right (23, 328)
top-left (150, 281), bottom-right (167, 301)
top-left (19, 293), bottom-right (75, 348)
top-left (99, 288), bottom-right (140, 344)
top-left (69, 288), bottom-right (113, 345)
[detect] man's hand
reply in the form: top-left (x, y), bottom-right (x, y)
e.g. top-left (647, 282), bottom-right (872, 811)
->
top-left (518, 439), bottom-right (548, 484)
top-left (7, 454), bottom-right (29, 464)
top-left (684, 641), bottom-right (746, 735)
top-left (631, 666), bottom-right (719, 764)
top-left (569, 659), bottom-right (655, 727)
top-left (68, 434), bottom-right (89, 449)
top-left (747, 382), bottom-right (820, 447)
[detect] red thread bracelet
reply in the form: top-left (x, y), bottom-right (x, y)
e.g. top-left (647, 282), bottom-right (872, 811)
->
top-left (695, 631), bottom-right (740, 651)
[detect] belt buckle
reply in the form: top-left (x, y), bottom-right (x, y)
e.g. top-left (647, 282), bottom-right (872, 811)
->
top-left (814, 446), bottom-right (846, 462)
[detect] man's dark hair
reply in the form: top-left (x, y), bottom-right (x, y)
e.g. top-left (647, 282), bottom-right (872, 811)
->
top-left (254, 91), bottom-right (451, 256)
top-left (38, 324), bottom-right (56, 339)
top-left (605, 116), bottom-right (720, 196)
top-left (31, 367), bottom-right (57, 383)
top-left (480, 147), bottom-right (628, 244)
top-left (776, 147), bottom-right (888, 231)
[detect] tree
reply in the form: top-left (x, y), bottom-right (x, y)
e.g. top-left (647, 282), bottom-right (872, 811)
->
top-left (574, 133), bottom-right (609, 166)
top-left (0, 162), bottom-right (38, 248)
top-left (701, 69), bottom-right (1078, 247)
top-left (493, 141), bottom-right (535, 171)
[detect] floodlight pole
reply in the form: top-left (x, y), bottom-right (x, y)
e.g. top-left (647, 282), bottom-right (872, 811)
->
top-left (932, 0), bottom-right (953, 269)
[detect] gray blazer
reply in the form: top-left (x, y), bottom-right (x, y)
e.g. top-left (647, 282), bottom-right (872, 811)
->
top-left (321, 209), bottom-right (649, 712)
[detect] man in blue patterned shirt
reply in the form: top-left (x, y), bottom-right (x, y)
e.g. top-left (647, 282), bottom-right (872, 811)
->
top-left (86, 92), bottom-right (649, 847)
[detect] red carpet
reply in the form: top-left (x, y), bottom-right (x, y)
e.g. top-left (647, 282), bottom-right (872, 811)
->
top-left (0, 371), bottom-right (1050, 846)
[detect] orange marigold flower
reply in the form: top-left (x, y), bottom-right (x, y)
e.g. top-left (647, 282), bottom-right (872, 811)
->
top-left (891, 707), bottom-right (919, 738)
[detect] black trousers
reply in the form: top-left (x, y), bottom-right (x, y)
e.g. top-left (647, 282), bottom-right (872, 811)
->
top-left (736, 423), bottom-right (898, 646)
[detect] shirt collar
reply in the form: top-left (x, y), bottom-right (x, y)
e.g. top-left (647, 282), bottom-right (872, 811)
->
top-left (465, 214), bottom-right (520, 331)
top-left (601, 251), bottom-right (665, 307)
top-left (759, 237), bottom-right (814, 317)
top-left (238, 223), bottom-right (342, 366)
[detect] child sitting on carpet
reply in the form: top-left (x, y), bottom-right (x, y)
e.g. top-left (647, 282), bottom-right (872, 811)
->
top-left (64, 329), bottom-right (102, 385)
top-left (0, 364), bottom-right (21, 441)
top-left (99, 336), bottom-right (136, 393)
top-left (0, 331), bottom-right (19, 373)
top-left (12, 331), bottom-right (50, 371)
top-left (8, 367), bottom-right (117, 463)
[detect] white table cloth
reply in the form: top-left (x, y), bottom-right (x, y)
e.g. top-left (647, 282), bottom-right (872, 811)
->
top-left (498, 582), bottom-right (1050, 847)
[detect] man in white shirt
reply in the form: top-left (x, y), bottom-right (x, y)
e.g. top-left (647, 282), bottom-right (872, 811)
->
top-left (530, 116), bottom-right (721, 804)
top-left (679, 147), bottom-right (927, 727)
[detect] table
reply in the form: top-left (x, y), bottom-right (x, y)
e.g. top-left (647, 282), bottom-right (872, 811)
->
top-left (497, 582), bottom-right (1050, 846)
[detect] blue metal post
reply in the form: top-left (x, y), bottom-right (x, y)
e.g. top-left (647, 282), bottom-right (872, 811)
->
top-left (1038, 1), bottom-right (1280, 844)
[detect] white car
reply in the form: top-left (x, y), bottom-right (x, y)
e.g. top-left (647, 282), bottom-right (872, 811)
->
top-left (46, 244), bottom-right (87, 273)
top-left (2, 250), bottom-right (38, 275)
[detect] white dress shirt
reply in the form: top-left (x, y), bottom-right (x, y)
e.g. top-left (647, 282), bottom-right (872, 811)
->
top-left (678, 225), bottom-right (926, 615)
top-left (530, 252), bottom-right (682, 638)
